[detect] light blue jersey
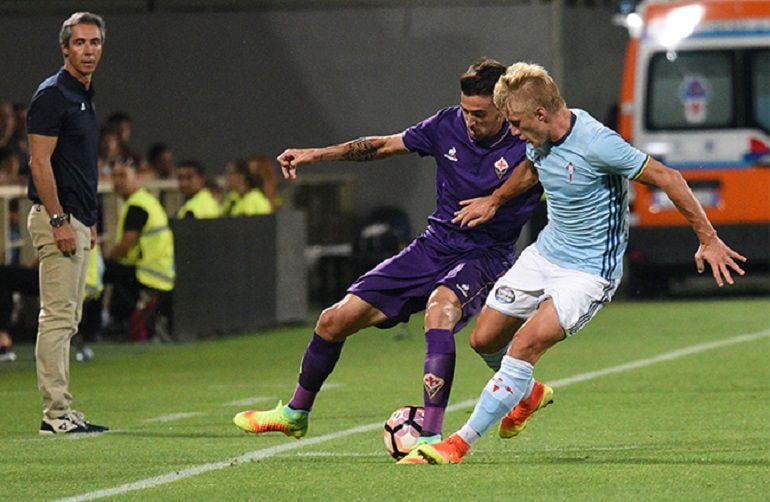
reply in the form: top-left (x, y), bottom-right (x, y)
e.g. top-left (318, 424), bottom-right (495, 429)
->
top-left (528, 109), bottom-right (649, 281)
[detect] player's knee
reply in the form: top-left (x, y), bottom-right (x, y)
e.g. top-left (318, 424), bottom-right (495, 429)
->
top-left (315, 306), bottom-right (351, 342)
top-left (509, 328), bottom-right (557, 362)
top-left (468, 327), bottom-right (498, 354)
top-left (424, 296), bottom-right (461, 329)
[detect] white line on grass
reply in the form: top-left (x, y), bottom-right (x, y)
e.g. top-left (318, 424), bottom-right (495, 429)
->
top-left (282, 443), bottom-right (664, 458)
top-left (142, 412), bottom-right (205, 423)
top-left (56, 328), bottom-right (770, 502)
top-left (222, 396), bottom-right (276, 407)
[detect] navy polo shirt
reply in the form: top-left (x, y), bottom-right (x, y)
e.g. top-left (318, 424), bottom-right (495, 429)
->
top-left (27, 67), bottom-right (99, 226)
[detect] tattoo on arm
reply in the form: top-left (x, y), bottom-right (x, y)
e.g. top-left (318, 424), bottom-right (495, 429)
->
top-left (341, 138), bottom-right (378, 161)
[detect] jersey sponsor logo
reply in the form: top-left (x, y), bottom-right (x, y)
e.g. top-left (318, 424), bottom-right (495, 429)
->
top-left (494, 157), bottom-right (509, 178)
top-left (444, 146), bottom-right (458, 162)
top-left (455, 283), bottom-right (470, 298)
top-left (566, 161), bottom-right (575, 183)
top-left (423, 373), bottom-right (445, 399)
top-left (494, 285), bottom-right (515, 304)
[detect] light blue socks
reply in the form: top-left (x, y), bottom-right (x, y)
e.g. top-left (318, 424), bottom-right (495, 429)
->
top-left (459, 355), bottom-right (533, 445)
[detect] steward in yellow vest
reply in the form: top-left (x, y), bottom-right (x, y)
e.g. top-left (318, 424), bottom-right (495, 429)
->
top-left (114, 187), bottom-right (175, 291)
top-left (175, 160), bottom-right (221, 219)
top-left (222, 158), bottom-right (272, 216)
top-left (222, 188), bottom-right (271, 216)
top-left (106, 163), bottom-right (175, 340)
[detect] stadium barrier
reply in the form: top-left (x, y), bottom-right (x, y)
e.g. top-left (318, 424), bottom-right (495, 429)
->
top-left (172, 210), bottom-right (308, 341)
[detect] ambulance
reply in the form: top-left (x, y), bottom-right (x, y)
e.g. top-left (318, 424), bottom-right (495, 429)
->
top-left (616, 0), bottom-right (770, 295)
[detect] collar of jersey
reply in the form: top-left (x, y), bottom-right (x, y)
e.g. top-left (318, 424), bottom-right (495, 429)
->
top-left (58, 66), bottom-right (95, 98)
top-left (472, 121), bottom-right (511, 149)
top-left (550, 111), bottom-right (576, 147)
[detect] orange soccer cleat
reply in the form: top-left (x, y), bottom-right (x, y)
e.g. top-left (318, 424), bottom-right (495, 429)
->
top-left (498, 381), bottom-right (554, 439)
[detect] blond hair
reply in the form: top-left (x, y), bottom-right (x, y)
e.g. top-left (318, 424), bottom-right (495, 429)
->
top-left (493, 62), bottom-right (565, 115)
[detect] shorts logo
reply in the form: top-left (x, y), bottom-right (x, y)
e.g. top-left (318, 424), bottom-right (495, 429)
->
top-left (423, 373), bottom-right (445, 399)
top-left (455, 283), bottom-right (470, 298)
top-left (494, 157), bottom-right (509, 178)
top-left (494, 286), bottom-right (515, 304)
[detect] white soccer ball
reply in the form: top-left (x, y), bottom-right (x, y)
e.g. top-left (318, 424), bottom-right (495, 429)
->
top-left (383, 405), bottom-right (424, 460)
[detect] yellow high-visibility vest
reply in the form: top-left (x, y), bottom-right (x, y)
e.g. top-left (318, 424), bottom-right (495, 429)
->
top-left (116, 188), bottom-right (175, 291)
top-left (176, 188), bottom-right (221, 219)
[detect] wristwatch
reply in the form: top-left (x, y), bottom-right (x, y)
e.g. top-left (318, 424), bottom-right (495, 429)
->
top-left (49, 213), bottom-right (70, 228)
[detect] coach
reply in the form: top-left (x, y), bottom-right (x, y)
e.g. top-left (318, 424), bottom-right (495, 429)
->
top-left (27, 12), bottom-right (109, 435)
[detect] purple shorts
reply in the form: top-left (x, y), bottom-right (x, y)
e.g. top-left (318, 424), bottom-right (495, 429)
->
top-left (348, 234), bottom-right (513, 332)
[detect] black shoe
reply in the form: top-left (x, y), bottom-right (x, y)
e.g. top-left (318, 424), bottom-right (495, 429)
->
top-left (39, 411), bottom-right (109, 435)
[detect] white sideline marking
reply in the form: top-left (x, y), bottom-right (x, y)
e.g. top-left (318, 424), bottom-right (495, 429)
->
top-left (285, 443), bottom-right (664, 458)
top-left (295, 452), bottom-right (383, 457)
top-left (143, 412), bottom-right (204, 424)
top-left (56, 328), bottom-right (770, 502)
top-left (223, 396), bottom-right (276, 407)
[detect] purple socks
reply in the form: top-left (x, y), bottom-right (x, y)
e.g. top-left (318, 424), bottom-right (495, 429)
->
top-left (288, 333), bottom-right (344, 411)
top-left (421, 328), bottom-right (455, 437)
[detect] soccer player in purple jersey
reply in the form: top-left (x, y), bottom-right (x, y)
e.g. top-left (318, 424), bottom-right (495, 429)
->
top-left (233, 59), bottom-right (545, 448)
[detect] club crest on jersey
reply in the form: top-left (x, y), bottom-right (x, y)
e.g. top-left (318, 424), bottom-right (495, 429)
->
top-left (494, 157), bottom-right (509, 178)
top-left (444, 147), bottom-right (458, 162)
top-left (566, 162), bottom-right (575, 183)
top-left (423, 373), bottom-right (445, 399)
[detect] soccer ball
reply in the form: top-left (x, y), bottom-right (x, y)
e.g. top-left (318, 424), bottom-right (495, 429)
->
top-left (383, 405), bottom-right (424, 460)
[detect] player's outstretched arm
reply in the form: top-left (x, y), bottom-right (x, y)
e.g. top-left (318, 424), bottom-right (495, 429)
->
top-left (452, 158), bottom-right (539, 228)
top-left (635, 158), bottom-right (746, 287)
top-left (276, 134), bottom-right (408, 180)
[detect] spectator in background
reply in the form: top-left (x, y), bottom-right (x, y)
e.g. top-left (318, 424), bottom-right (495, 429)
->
top-left (0, 146), bottom-right (22, 184)
top-left (140, 142), bottom-right (174, 180)
top-left (0, 101), bottom-right (27, 179)
top-left (175, 160), bottom-right (221, 219)
top-left (97, 126), bottom-right (122, 181)
top-left (221, 158), bottom-right (271, 216)
top-left (105, 162), bottom-right (175, 341)
top-left (105, 110), bottom-right (141, 166)
top-left (247, 154), bottom-right (282, 211)
top-left (0, 101), bottom-right (15, 148)
top-left (12, 103), bottom-right (29, 177)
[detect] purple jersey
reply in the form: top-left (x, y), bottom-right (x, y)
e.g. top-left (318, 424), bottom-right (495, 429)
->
top-left (403, 106), bottom-right (542, 256)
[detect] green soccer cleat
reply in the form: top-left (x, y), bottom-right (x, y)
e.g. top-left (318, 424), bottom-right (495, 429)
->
top-left (498, 381), bottom-right (554, 439)
top-left (233, 401), bottom-right (308, 439)
top-left (396, 435), bottom-right (442, 464)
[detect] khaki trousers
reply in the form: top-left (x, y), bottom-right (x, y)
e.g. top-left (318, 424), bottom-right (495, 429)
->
top-left (28, 205), bottom-right (91, 419)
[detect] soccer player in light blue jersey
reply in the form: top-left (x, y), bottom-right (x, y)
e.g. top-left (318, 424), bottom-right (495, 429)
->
top-left (401, 62), bottom-right (746, 464)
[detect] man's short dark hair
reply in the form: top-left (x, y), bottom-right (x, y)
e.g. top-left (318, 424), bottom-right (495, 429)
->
top-left (59, 12), bottom-right (106, 47)
top-left (460, 57), bottom-right (506, 97)
top-left (106, 111), bottom-right (132, 125)
top-left (147, 143), bottom-right (170, 164)
top-left (177, 160), bottom-right (206, 177)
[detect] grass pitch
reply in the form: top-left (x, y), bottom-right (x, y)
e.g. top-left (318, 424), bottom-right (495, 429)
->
top-left (1, 298), bottom-right (768, 501)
